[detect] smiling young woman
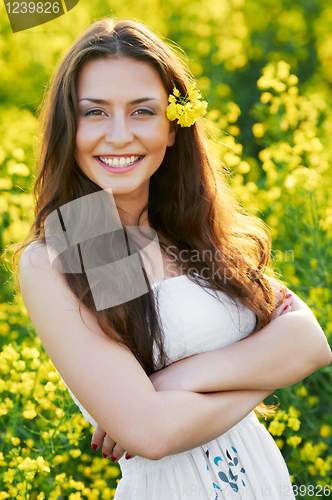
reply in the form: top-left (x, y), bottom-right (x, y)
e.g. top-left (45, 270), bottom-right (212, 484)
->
top-left (12, 16), bottom-right (331, 500)
top-left (74, 57), bottom-right (177, 226)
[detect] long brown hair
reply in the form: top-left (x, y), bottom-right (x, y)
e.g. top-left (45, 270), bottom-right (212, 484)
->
top-left (6, 17), bottom-right (282, 416)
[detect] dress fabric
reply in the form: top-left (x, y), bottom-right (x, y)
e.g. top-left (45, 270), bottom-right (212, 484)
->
top-left (60, 273), bottom-right (296, 500)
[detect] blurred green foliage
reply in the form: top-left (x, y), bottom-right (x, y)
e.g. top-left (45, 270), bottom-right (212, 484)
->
top-left (0, 0), bottom-right (331, 498)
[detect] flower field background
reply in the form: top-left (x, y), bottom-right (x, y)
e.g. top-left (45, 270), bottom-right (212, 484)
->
top-left (0, 0), bottom-right (332, 498)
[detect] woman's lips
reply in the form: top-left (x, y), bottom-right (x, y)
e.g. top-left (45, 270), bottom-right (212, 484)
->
top-left (95, 155), bottom-right (145, 173)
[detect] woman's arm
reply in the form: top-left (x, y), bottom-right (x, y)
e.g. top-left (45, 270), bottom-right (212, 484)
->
top-left (93, 387), bottom-right (273, 460)
top-left (152, 388), bottom-right (273, 457)
top-left (149, 289), bottom-right (332, 394)
top-left (19, 242), bottom-right (272, 462)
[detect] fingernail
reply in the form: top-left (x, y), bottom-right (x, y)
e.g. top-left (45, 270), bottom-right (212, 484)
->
top-left (111, 455), bottom-right (118, 462)
top-left (102, 452), bottom-right (111, 459)
top-left (91, 442), bottom-right (98, 451)
top-left (125, 453), bottom-right (133, 460)
top-left (285, 293), bottom-right (292, 298)
top-left (283, 304), bottom-right (290, 311)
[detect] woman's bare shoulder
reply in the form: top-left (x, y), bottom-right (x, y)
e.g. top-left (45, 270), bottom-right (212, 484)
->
top-left (19, 240), bottom-right (50, 270)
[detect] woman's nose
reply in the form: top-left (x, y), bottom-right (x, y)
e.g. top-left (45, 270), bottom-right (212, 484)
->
top-left (103, 111), bottom-right (134, 147)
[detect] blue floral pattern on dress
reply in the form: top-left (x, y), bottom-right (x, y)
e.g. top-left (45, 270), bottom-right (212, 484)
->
top-left (204, 445), bottom-right (246, 499)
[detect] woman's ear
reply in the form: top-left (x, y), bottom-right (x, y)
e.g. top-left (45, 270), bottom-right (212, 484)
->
top-left (167, 121), bottom-right (179, 147)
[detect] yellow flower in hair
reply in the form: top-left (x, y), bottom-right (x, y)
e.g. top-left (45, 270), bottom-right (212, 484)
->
top-left (166, 101), bottom-right (178, 121)
top-left (166, 82), bottom-right (208, 127)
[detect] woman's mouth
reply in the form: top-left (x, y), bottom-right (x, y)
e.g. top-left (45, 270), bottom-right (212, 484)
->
top-left (97, 155), bottom-right (144, 168)
top-left (95, 155), bottom-right (145, 173)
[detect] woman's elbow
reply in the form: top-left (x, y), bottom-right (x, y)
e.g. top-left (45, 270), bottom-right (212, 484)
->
top-left (309, 329), bottom-right (332, 370)
top-left (123, 420), bottom-right (166, 461)
top-left (316, 341), bottom-right (332, 369)
top-left (140, 427), bottom-right (173, 460)
top-left (300, 314), bottom-right (332, 370)
top-left (135, 439), bottom-right (166, 461)
top-left (145, 431), bottom-right (171, 460)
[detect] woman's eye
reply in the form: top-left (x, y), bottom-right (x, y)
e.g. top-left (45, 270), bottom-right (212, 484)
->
top-left (133, 109), bottom-right (155, 115)
top-left (85, 109), bottom-right (107, 116)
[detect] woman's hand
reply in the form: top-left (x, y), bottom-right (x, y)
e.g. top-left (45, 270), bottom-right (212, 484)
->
top-left (91, 425), bottom-right (136, 461)
top-left (271, 285), bottom-right (293, 320)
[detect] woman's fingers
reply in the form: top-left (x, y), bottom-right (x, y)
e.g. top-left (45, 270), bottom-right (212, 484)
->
top-left (271, 290), bottom-right (293, 320)
top-left (101, 433), bottom-right (118, 459)
top-left (91, 425), bottom-right (136, 461)
top-left (91, 424), bottom-right (107, 451)
top-left (102, 434), bottom-right (136, 461)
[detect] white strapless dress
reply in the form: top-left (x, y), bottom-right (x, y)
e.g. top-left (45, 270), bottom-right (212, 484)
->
top-left (60, 273), bottom-right (296, 499)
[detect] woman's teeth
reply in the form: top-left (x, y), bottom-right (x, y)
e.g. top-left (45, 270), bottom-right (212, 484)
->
top-left (98, 155), bottom-right (142, 167)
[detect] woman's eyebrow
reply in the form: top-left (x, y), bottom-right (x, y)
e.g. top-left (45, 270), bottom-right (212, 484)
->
top-left (78, 97), bottom-right (160, 104)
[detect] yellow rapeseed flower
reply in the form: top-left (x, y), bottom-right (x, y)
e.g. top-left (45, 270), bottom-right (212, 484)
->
top-left (17, 457), bottom-right (37, 473)
top-left (166, 82), bottom-right (207, 127)
top-left (69, 479), bottom-right (85, 490)
top-left (49, 486), bottom-right (62, 500)
top-left (0, 403), bottom-right (8, 417)
top-left (69, 449), bottom-right (82, 458)
top-left (21, 347), bottom-right (40, 359)
top-left (101, 487), bottom-right (113, 499)
top-left (295, 385), bottom-right (308, 398)
top-left (48, 370), bottom-right (60, 380)
top-left (6, 486), bottom-right (17, 497)
top-left (69, 493), bottom-right (82, 500)
top-left (299, 441), bottom-right (328, 463)
top-left (93, 479), bottom-right (107, 489)
top-left (45, 381), bottom-right (56, 391)
top-left (287, 436), bottom-right (302, 448)
top-left (55, 472), bottom-right (67, 483)
top-left (320, 425), bottom-right (332, 438)
top-left (3, 468), bottom-right (16, 483)
top-left (36, 456), bottom-right (50, 472)
top-left (83, 466), bottom-right (92, 477)
top-left (0, 452), bottom-right (7, 466)
top-left (287, 417), bottom-right (301, 431)
top-left (22, 400), bottom-right (37, 419)
top-left (308, 396), bottom-right (319, 407)
top-left (36, 397), bottom-right (52, 410)
top-left (58, 379), bottom-right (67, 391)
top-left (268, 420), bottom-right (286, 436)
top-left (288, 406), bottom-right (301, 418)
top-left (307, 464), bottom-right (317, 476)
top-left (261, 92), bottom-right (272, 103)
top-left (314, 457), bottom-right (332, 477)
top-left (12, 360), bottom-right (26, 371)
top-left (24, 439), bottom-right (34, 448)
top-left (30, 358), bottom-right (41, 369)
top-left (252, 123), bottom-right (266, 138)
top-left (1, 344), bottom-right (20, 362)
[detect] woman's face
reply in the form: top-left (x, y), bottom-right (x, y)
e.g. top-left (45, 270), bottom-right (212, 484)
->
top-left (75, 56), bottom-right (177, 219)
